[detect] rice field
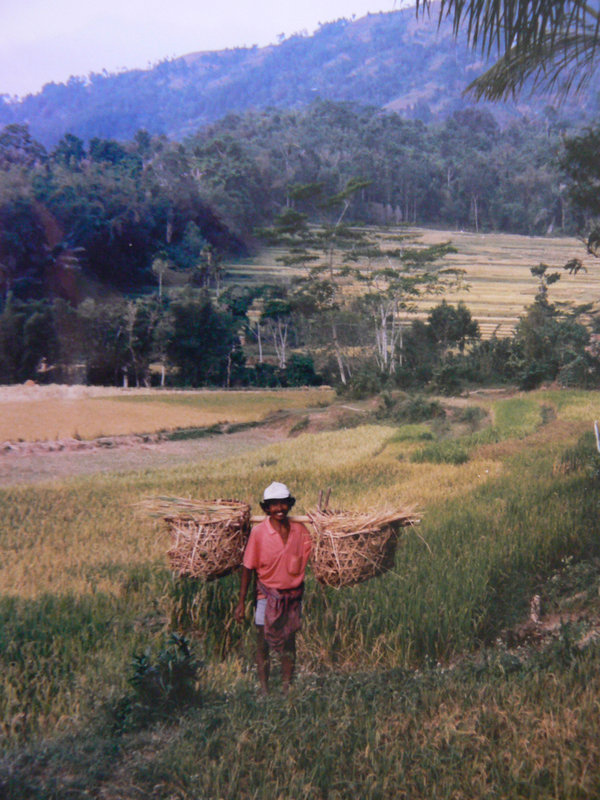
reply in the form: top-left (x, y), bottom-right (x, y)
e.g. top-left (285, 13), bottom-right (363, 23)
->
top-left (227, 228), bottom-right (600, 338)
top-left (0, 385), bottom-right (334, 442)
top-left (2, 387), bottom-right (600, 798)
top-left (421, 229), bottom-right (600, 337)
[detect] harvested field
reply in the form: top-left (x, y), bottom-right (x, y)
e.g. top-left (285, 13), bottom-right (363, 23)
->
top-left (227, 229), bottom-right (600, 338)
top-left (0, 384), bottom-right (334, 442)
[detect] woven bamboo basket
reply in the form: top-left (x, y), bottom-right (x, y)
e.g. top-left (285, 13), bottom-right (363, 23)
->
top-left (144, 497), bottom-right (251, 580)
top-left (307, 506), bottom-right (419, 588)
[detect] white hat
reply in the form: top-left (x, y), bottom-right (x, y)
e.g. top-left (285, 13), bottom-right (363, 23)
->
top-left (262, 481), bottom-right (292, 501)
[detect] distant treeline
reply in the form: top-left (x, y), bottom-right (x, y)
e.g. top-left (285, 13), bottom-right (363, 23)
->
top-left (2, 287), bottom-right (598, 393)
top-left (0, 102), bottom-right (587, 303)
top-left (2, 8), bottom-right (596, 147)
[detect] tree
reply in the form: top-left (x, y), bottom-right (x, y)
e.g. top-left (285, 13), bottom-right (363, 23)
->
top-left (427, 301), bottom-right (480, 358)
top-left (260, 290), bottom-right (294, 370)
top-left (167, 293), bottom-right (237, 386)
top-left (151, 254), bottom-right (170, 300)
top-left (0, 124), bottom-right (47, 169)
top-left (562, 126), bottom-right (600, 260)
top-left (352, 239), bottom-right (460, 375)
top-left (417, 0), bottom-right (600, 100)
top-left (77, 299), bottom-right (129, 385)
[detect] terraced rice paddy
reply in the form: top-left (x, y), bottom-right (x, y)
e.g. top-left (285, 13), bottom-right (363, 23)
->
top-left (226, 228), bottom-right (600, 338)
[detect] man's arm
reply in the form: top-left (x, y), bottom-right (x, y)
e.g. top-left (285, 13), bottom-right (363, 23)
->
top-left (234, 566), bottom-right (253, 623)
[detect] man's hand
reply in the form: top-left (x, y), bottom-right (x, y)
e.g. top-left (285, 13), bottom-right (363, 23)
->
top-left (234, 599), bottom-right (246, 624)
top-left (235, 566), bottom-right (252, 623)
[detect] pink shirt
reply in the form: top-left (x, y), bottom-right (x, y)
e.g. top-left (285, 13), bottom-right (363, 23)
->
top-left (243, 517), bottom-right (312, 597)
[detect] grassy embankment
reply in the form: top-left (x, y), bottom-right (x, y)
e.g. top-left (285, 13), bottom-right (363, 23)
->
top-left (1, 389), bottom-right (600, 797)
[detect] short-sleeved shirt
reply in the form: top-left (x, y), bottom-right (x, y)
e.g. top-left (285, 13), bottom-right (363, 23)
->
top-left (243, 517), bottom-right (312, 598)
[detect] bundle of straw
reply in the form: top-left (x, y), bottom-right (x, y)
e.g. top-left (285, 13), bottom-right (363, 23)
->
top-left (142, 497), bottom-right (251, 580)
top-left (307, 505), bottom-right (419, 588)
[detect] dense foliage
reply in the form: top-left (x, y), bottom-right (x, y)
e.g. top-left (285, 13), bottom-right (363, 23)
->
top-left (0, 101), bottom-right (580, 301)
top-left (0, 125), bottom-right (244, 302)
top-left (0, 98), bottom-right (599, 392)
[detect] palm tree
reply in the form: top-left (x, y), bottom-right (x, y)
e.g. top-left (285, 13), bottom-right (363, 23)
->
top-left (417, 0), bottom-right (600, 100)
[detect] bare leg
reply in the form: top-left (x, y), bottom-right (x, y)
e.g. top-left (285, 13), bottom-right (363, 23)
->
top-left (256, 626), bottom-right (270, 695)
top-left (281, 634), bottom-right (296, 695)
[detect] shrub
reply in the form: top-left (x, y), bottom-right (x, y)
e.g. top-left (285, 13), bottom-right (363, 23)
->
top-left (430, 361), bottom-right (464, 395)
top-left (285, 354), bottom-right (322, 386)
top-left (378, 394), bottom-right (444, 423)
top-left (249, 362), bottom-right (282, 387)
top-left (455, 405), bottom-right (488, 429)
top-left (518, 361), bottom-right (548, 390)
top-left (111, 634), bottom-right (203, 733)
top-left (341, 365), bottom-right (389, 399)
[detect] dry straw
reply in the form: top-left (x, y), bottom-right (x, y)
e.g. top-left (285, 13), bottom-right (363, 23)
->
top-left (142, 497), bottom-right (251, 580)
top-left (307, 505), bottom-right (420, 588)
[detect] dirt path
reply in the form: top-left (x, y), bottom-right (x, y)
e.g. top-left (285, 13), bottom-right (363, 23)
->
top-left (0, 384), bottom-right (373, 487)
top-left (0, 426), bottom-right (290, 487)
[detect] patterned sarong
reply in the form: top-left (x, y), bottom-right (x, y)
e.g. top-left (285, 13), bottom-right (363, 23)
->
top-left (256, 579), bottom-right (304, 652)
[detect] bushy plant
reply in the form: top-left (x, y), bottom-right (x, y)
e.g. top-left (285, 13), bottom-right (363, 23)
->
top-left (455, 405), bottom-right (488, 429)
top-left (285, 353), bottom-right (322, 386)
top-left (378, 393), bottom-right (444, 423)
top-left (111, 634), bottom-right (203, 732)
top-left (340, 365), bottom-right (389, 399)
top-left (430, 360), bottom-right (465, 395)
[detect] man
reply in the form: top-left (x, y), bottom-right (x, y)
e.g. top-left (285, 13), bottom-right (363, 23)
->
top-left (234, 481), bottom-right (312, 695)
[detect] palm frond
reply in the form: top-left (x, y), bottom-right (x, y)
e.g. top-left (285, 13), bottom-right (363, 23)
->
top-left (466, 27), bottom-right (600, 99)
top-left (417, 0), bottom-right (600, 98)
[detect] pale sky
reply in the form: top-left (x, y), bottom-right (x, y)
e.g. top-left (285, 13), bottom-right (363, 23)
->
top-left (0, 0), bottom-right (408, 98)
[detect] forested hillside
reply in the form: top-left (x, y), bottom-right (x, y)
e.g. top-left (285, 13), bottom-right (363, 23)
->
top-left (0, 102), bottom-right (578, 309)
top-left (0, 100), bottom-right (581, 290)
top-left (1, 99), bottom-right (599, 393)
top-left (1, 8), bottom-right (597, 146)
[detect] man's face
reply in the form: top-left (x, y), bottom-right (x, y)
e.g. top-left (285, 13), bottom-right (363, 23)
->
top-left (266, 498), bottom-right (291, 521)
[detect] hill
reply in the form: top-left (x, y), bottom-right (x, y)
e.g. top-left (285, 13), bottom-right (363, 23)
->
top-left (1, 8), bottom-right (597, 146)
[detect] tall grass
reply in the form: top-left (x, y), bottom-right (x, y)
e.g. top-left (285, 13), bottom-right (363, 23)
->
top-left (1, 389), bottom-right (600, 797)
top-left (411, 395), bottom-right (544, 464)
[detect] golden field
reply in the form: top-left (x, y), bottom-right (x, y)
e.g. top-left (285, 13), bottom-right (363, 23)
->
top-left (0, 385), bottom-right (334, 442)
top-left (228, 228), bottom-right (600, 338)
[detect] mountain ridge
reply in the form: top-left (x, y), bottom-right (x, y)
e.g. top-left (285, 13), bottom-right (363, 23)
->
top-left (0, 8), bottom-right (596, 146)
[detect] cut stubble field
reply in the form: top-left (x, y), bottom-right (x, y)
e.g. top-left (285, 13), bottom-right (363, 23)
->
top-left (228, 228), bottom-right (600, 338)
top-left (0, 384), bottom-right (334, 442)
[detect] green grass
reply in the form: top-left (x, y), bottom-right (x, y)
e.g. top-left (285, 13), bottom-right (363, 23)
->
top-left (2, 389), bottom-right (600, 796)
top-left (6, 634), bottom-right (600, 798)
top-left (411, 439), bottom-right (470, 464)
top-left (409, 396), bottom-right (544, 464)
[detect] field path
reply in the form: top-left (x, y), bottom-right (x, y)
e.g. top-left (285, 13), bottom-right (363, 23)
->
top-left (0, 383), bottom-right (352, 485)
top-left (0, 425), bottom-right (289, 486)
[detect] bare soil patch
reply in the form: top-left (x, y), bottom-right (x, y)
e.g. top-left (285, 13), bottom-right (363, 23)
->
top-left (0, 426), bottom-right (287, 486)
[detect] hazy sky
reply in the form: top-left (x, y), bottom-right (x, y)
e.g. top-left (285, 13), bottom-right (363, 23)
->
top-left (1, 0), bottom-right (407, 98)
